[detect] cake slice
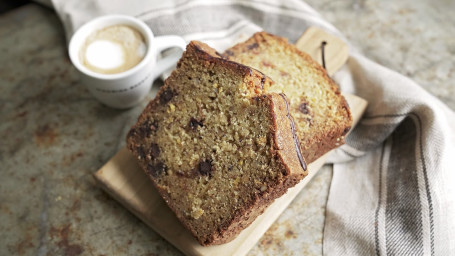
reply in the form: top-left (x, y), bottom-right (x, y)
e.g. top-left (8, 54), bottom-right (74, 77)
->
top-left (224, 32), bottom-right (352, 163)
top-left (126, 41), bottom-right (307, 245)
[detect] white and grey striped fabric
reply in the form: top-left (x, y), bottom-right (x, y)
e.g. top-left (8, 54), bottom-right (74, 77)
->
top-left (51, 0), bottom-right (455, 254)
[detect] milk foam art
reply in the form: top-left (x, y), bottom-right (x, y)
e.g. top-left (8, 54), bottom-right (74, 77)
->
top-left (85, 40), bottom-right (125, 70)
top-left (80, 25), bottom-right (147, 74)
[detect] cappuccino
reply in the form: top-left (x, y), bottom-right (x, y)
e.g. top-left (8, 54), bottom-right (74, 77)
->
top-left (80, 25), bottom-right (146, 74)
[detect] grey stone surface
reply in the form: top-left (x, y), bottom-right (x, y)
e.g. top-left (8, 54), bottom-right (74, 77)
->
top-left (309, 0), bottom-right (455, 111)
top-left (0, 1), bottom-right (453, 255)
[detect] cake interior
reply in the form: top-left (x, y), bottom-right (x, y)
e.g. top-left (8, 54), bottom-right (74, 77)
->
top-left (131, 46), bottom-right (289, 243)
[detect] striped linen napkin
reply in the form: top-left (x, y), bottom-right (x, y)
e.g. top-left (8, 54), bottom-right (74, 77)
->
top-left (51, 0), bottom-right (455, 254)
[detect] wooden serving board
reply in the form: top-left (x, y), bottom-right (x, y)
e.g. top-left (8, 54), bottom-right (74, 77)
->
top-left (94, 28), bottom-right (367, 256)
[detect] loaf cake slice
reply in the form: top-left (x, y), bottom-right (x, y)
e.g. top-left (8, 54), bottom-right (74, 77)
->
top-left (127, 41), bottom-right (307, 245)
top-left (224, 32), bottom-right (352, 163)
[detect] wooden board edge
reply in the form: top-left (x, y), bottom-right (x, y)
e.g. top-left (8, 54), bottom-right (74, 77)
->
top-left (93, 93), bottom-right (367, 256)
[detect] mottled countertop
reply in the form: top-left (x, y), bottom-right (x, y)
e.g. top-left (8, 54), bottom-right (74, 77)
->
top-left (1, 1), bottom-right (454, 255)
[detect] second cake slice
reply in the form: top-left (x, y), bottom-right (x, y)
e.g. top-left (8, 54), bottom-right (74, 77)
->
top-left (224, 32), bottom-right (353, 163)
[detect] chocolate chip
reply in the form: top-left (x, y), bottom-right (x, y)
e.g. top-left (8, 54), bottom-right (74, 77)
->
top-left (343, 127), bottom-right (351, 135)
top-left (198, 160), bottom-right (213, 177)
top-left (136, 146), bottom-right (146, 159)
top-left (298, 102), bottom-right (310, 114)
top-left (137, 120), bottom-right (158, 137)
top-left (127, 128), bottom-right (137, 139)
top-left (137, 125), bottom-right (149, 137)
top-left (176, 59), bottom-right (183, 68)
top-left (149, 143), bottom-right (160, 159)
top-left (247, 42), bottom-right (259, 50)
top-left (260, 75), bottom-right (266, 89)
top-left (147, 161), bottom-right (167, 177)
top-left (160, 88), bottom-right (175, 104)
top-left (189, 118), bottom-right (203, 130)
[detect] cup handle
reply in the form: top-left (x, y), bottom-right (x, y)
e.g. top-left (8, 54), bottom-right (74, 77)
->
top-left (149, 35), bottom-right (187, 81)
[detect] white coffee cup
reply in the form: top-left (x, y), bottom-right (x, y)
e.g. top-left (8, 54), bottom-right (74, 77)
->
top-left (69, 15), bottom-right (186, 109)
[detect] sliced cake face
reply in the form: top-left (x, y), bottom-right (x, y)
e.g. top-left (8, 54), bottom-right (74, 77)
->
top-left (224, 32), bottom-right (353, 163)
top-left (127, 41), bottom-right (306, 245)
